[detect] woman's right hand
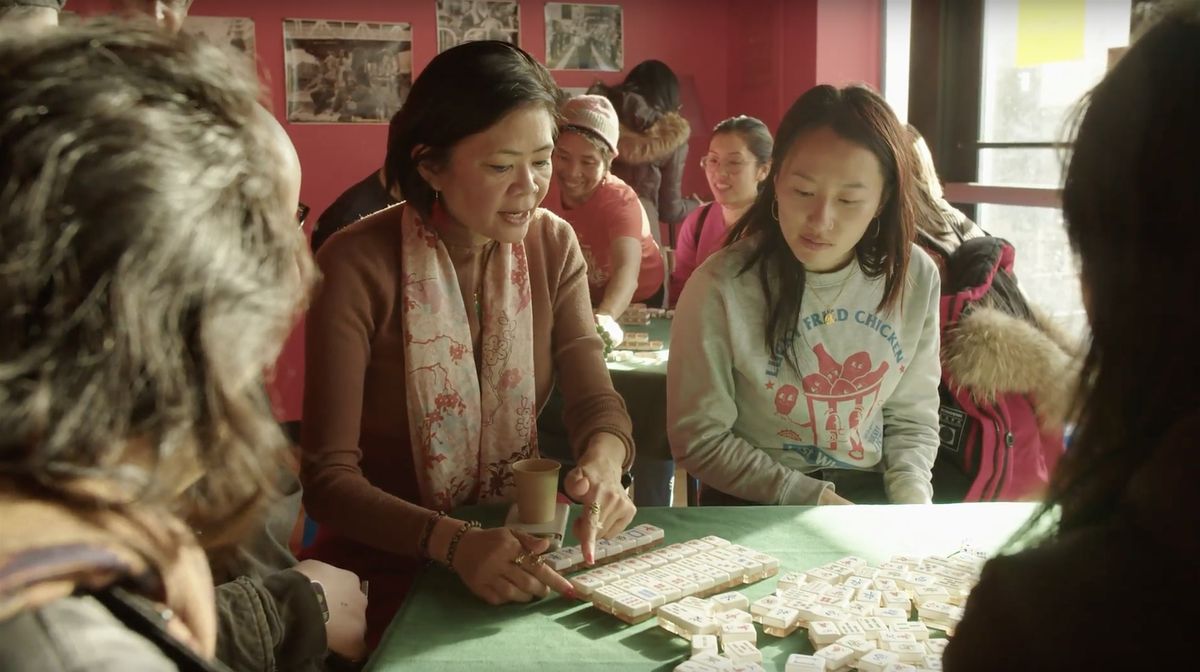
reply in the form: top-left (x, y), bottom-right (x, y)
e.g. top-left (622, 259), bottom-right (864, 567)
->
top-left (451, 527), bottom-right (576, 605)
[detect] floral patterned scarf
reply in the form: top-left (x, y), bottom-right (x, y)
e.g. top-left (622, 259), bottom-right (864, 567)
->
top-left (401, 204), bottom-right (538, 511)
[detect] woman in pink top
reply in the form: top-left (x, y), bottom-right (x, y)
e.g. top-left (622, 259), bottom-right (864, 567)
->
top-left (670, 116), bottom-right (773, 305)
top-left (546, 95), bottom-right (665, 319)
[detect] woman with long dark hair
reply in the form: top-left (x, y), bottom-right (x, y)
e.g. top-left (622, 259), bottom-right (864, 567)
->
top-left (668, 85), bottom-right (941, 506)
top-left (592, 59), bottom-right (700, 229)
top-left (944, 4), bottom-right (1200, 667)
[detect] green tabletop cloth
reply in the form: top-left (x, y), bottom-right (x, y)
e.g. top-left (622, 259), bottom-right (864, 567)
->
top-left (367, 502), bottom-right (1035, 672)
top-left (539, 316), bottom-right (673, 461)
top-left (606, 314), bottom-right (672, 376)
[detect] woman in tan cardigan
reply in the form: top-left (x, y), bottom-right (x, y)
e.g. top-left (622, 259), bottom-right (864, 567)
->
top-left (301, 40), bottom-right (637, 646)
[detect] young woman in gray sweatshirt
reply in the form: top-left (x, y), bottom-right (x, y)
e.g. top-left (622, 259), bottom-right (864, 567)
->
top-left (667, 85), bottom-right (941, 506)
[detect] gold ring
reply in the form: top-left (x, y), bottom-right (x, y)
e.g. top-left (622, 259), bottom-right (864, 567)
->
top-left (528, 554), bottom-right (546, 569)
top-left (512, 551), bottom-right (529, 567)
top-left (588, 502), bottom-right (601, 518)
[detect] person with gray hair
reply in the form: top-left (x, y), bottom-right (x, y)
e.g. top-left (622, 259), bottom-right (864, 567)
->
top-left (0, 19), bottom-right (317, 671)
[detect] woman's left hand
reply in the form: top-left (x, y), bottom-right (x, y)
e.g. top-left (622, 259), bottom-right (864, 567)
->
top-left (563, 433), bottom-right (635, 565)
top-left (595, 312), bottom-right (625, 348)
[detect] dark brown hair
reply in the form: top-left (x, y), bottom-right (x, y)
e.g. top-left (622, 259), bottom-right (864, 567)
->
top-left (619, 59), bottom-right (680, 113)
top-left (385, 40), bottom-right (561, 218)
top-left (1036, 1), bottom-right (1200, 539)
top-left (711, 115), bottom-right (774, 168)
top-left (726, 85), bottom-right (916, 371)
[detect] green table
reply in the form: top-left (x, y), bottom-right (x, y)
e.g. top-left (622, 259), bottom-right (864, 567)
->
top-left (605, 316), bottom-right (672, 460)
top-left (538, 317), bottom-right (675, 505)
top-left (367, 502), bottom-right (1035, 672)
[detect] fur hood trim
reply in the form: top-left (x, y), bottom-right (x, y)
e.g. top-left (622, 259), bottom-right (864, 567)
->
top-left (943, 306), bottom-right (1083, 429)
top-left (616, 112), bottom-right (691, 165)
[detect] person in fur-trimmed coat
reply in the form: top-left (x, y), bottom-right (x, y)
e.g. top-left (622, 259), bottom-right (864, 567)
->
top-left (922, 208), bottom-right (1079, 501)
top-left (910, 127), bottom-right (1080, 501)
top-left (590, 60), bottom-right (701, 229)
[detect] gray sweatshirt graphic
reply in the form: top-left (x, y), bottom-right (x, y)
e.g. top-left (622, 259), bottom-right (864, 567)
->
top-left (667, 237), bottom-right (941, 504)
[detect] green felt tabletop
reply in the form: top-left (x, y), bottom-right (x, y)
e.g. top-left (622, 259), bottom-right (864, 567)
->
top-left (606, 316), bottom-right (672, 377)
top-left (540, 317), bottom-right (674, 462)
top-left (367, 502), bottom-right (1034, 672)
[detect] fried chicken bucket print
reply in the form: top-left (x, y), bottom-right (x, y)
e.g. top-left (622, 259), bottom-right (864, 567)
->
top-left (775, 343), bottom-right (888, 465)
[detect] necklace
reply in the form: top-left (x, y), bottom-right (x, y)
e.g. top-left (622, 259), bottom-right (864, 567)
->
top-left (806, 276), bottom-right (852, 325)
top-left (469, 244), bottom-right (493, 324)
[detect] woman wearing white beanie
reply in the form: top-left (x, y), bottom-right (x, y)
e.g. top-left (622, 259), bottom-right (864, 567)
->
top-left (544, 94), bottom-right (664, 323)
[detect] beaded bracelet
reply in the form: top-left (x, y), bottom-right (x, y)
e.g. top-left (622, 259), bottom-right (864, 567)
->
top-left (417, 510), bottom-right (446, 560)
top-left (444, 520), bottom-right (480, 573)
top-left (595, 321), bottom-right (615, 356)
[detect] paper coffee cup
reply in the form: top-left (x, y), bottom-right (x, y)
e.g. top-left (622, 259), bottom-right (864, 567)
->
top-left (512, 458), bottom-right (560, 524)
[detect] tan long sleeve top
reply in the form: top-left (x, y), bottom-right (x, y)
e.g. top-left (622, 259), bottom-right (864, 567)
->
top-left (300, 205), bottom-right (634, 559)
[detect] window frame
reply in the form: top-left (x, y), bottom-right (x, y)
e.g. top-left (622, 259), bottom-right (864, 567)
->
top-left (907, 0), bottom-right (1073, 213)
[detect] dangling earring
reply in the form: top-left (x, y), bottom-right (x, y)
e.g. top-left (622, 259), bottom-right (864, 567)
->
top-left (771, 198), bottom-right (780, 222)
top-left (433, 190), bottom-right (441, 202)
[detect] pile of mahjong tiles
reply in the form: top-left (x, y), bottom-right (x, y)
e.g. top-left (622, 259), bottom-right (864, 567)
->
top-left (670, 550), bottom-right (983, 672)
top-left (543, 527), bottom-right (782, 624)
top-left (544, 529), bottom-right (985, 672)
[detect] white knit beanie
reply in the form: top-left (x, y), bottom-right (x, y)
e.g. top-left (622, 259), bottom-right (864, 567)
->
top-left (560, 94), bottom-right (620, 158)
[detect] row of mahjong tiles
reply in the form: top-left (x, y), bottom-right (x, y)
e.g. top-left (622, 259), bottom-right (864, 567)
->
top-left (537, 524), bottom-right (981, 672)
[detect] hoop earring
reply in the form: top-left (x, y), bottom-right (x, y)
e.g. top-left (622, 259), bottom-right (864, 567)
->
top-left (771, 198), bottom-right (780, 222)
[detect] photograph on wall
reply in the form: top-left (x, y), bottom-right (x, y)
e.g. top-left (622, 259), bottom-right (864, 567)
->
top-left (283, 19), bottom-right (412, 124)
top-left (436, 0), bottom-right (519, 52)
top-left (182, 16), bottom-right (256, 59)
top-left (544, 3), bottom-right (623, 71)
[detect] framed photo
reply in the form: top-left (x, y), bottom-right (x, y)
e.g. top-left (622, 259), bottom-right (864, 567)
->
top-left (436, 0), bottom-right (520, 53)
top-left (282, 19), bottom-right (412, 124)
top-left (545, 3), bottom-right (623, 71)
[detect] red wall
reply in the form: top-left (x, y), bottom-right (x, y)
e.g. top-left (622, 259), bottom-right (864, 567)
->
top-left (168, 0), bottom-right (727, 231)
top-left (726, 0), bottom-right (788, 130)
top-left (815, 0), bottom-right (882, 89)
top-left (723, 0), bottom-right (881, 132)
top-left (65, 0), bottom-right (880, 422)
top-left (778, 0), bottom-right (823, 128)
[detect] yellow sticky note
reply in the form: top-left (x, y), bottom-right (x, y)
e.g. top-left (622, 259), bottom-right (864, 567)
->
top-left (1016, 0), bottom-right (1086, 67)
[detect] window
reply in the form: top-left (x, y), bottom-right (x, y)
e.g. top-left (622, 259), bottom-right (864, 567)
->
top-left (978, 0), bottom-right (1132, 186)
top-left (976, 204), bottom-right (1087, 335)
top-left (913, 0), bottom-right (1133, 334)
top-left (883, 0), bottom-right (913, 125)
top-left (975, 0), bottom-right (1128, 334)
